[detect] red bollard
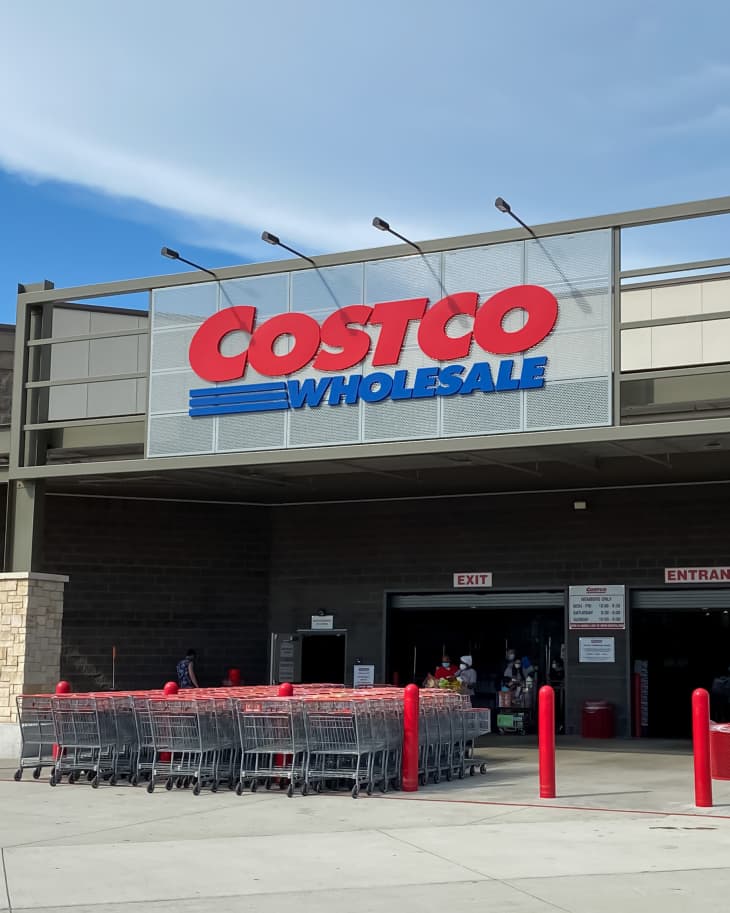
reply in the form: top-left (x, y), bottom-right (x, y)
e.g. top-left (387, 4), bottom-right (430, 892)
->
top-left (163, 681), bottom-right (178, 695)
top-left (538, 685), bottom-right (556, 799)
top-left (278, 682), bottom-right (294, 697)
top-left (402, 683), bottom-right (419, 792)
top-left (692, 688), bottom-right (713, 808)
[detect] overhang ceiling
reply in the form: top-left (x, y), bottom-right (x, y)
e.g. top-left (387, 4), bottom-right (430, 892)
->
top-left (43, 431), bottom-right (730, 505)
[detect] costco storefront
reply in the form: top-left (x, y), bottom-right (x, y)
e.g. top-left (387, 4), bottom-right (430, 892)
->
top-left (1, 197), bottom-right (730, 753)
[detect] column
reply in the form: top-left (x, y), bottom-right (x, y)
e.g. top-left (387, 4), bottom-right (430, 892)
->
top-left (0, 572), bottom-right (68, 725)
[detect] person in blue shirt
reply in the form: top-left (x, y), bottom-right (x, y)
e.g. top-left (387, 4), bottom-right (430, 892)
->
top-left (176, 648), bottom-right (200, 689)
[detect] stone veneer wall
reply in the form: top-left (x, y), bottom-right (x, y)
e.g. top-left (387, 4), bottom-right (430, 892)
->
top-left (0, 573), bottom-right (67, 724)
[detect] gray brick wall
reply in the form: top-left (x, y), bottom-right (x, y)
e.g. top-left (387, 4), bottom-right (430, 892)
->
top-left (268, 484), bottom-right (730, 734)
top-left (42, 496), bottom-right (270, 691)
top-left (31, 482), bottom-right (730, 735)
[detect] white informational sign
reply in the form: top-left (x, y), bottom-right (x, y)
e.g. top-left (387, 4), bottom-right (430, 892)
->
top-left (665, 567), bottom-right (730, 583)
top-left (579, 637), bottom-right (616, 663)
top-left (310, 615), bottom-right (334, 630)
top-left (353, 664), bottom-right (375, 687)
top-left (634, 659), bottom-right (649, 728)
top-left (453, 572), bottom-right (493, 588)
top-left (569, 585), bottom-right (625, 629)
top-left (278, 639), bottom-right (295, 682)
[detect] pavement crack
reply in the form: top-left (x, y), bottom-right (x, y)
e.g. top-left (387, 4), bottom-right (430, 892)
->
top-left (1, 847), bottom-right (12, 913)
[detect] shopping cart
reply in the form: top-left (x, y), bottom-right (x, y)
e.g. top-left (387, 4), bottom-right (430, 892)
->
top-left (144, 697), bottom-right (219, 795)
top-left (234, 697), bottom-right (308, 797)
top-left (14, 695), bottom-right (55, 781)
top-left (462, 707), bottom-right (490, 776)
top-left (304, 699), bottom-right (375, 798)
top-left (49, 695), bottom-right (117, 787)
top-left (497, 687), bottom-right (534, 734)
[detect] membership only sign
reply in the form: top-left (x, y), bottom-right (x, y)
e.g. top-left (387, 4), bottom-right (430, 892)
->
top-left (569, 585), bottom-right (625, 630)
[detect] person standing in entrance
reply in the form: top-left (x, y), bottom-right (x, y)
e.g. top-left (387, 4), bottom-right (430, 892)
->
top-left (433, 655), bottom-right (460, 680)
top-left (177, 649), bottom-right (199, 689)
top-left (457, 655), bottom-right (477, 700)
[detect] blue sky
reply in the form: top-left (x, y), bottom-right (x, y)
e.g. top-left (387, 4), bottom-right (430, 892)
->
top-left (2, 0), bottom-right (730, 322)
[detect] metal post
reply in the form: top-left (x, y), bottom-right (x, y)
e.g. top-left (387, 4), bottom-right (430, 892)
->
top-left (402, 683), bottom-right (419, 792)
top-left (692, 688), bottom-right (713, 808)
top-left (538, 685), bottom-right (556, 799)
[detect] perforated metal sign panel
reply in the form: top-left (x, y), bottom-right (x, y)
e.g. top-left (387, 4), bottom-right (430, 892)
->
top-left (147, 230), bottom-right (612, 457)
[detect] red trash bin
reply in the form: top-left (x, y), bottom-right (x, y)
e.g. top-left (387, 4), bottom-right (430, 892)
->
top-left (582, 701), bottom-right (615, 738)
top-left (710, 723), bottom-right (730, 780)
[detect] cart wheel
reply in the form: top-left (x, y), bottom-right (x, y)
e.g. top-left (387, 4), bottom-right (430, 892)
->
top-left (33, 767), bottom-right (42, 780)
top-left (279, 779), bottom-right (288, 790)
top-left (131, 775), bottom-right (139, 787)
top-left (146, 780), bottom-right (155, 794)
top-left (175, 778), bottom-right (183, 789)
top-left (285, 782), bottom-right (293, 798)
top-left (301, 783), bottom-right (309, 797)
top-left (87, 770), bottom-right (95, 782)
top-left (366, 783), bottom-right (374, 796)
top-left (13, 769), bottom-right (22, 782)
top-left (265, 779), bottom-right (272, 790)
top-left (251, 780), bottom-right (258, 793)
top-left (184, 778), bottom-right (192, 789)
top-left (446, 768), bottom-right (453, 782)
top-left (91, 775), bottom-right (100, 789)
top-left (433, 770), bottom-right (441, 784)
top-left (418, 772), bottom-right (427, 786)
top-left (480, 763), bottom-right (487, 775)
top-left (165, 778), bottom-right (174, 791)
top-left (110, 775), bottom-right (117, 787)
top-left (352, 784), bottom-right (360, 798)
top-left (49, 772), bottom-right (57, 787)
top-left (458, 766), bottom-right (465, 779)
top-left (193, 782), bottom-right (202, 796)
top-left (470, 765), bottom-right (476, 777)
top-left (392, 776), bottom-right (402, 791)
top-left (235, 781), bottom-right (244, 796)
top-left (211, 781), bottom-right (218, 794)
top-left (314, 782), bottom-right (322, 794)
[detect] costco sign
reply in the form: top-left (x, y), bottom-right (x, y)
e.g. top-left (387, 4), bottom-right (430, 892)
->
top-left (187, 285), bottom-right (558, 417)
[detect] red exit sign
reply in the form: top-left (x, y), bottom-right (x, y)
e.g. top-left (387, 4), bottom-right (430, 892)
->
top-left (453, 572), bottom-right (493, 588)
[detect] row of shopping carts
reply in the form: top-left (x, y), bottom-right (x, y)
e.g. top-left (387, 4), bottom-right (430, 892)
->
top-left (14, 686), bottom-right (490, 797)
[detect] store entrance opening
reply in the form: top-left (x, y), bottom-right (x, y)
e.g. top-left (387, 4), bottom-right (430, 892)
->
top-left (387, 594), bottom-right (565, 726)
top-left (632, 606), bottom-right (730, 738)
top-left (300, 632), bottom-right (346, 684)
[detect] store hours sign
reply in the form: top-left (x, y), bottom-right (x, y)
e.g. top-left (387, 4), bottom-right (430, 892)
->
top-left (569, 585), bottom-right (626, 630)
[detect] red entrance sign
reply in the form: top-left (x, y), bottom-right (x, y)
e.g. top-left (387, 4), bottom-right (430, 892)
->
top-left (665, 567), bottom-right (730, 583)
top-left (189, 285), bottom-right (559, 382)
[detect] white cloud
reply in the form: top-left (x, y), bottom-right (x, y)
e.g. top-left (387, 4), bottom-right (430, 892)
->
top-left (2, 0), bottom-right (730, 260)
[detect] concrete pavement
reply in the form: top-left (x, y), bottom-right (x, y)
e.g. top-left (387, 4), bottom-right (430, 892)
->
top-left (1, 741), bottom-right (730, 912)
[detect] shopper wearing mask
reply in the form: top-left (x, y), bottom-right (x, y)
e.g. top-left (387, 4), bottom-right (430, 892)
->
top-left (433, 654), bottom-right (460, 680)
top-left (457, 655), bottom-right (477, 699)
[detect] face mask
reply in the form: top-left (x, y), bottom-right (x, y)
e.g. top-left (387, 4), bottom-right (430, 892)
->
top-left (507, 653), bottom-right (515, 662)
top-left (514, 663), bottom-right (522, 670)
top-left (459, 663), bottom-right (467, 670)
top-left (442, 662), bottom-right (451, 668)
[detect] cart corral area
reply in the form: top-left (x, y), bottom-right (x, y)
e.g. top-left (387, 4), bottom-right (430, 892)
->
top-left (2, 742), bottom-right (730, 913)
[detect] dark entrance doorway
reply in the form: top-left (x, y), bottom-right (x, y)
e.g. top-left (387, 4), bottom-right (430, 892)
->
top-left (300, 632), bottom-right (347, 684)
top-left (632, 604), bottom-right (730, 738)
top-left (387, 592), bottom-right (565, 721)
